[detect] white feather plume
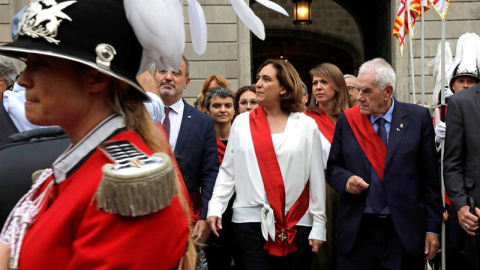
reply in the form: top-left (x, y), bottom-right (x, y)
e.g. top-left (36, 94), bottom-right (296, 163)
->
top-left (255, 0), bottom-right (289, 17)
top-left (124, 0), bottom-right (185, 74)
top-left (445, 33), bottom-right (480, 86)
top-left (123, 0), bottom-right (289, 74)
top-left (229, 0), bottom-right (266, 40)
top-left (186, 0), bottom-right (207, 55)
top-left (428, 41), bottom-right (452, 105)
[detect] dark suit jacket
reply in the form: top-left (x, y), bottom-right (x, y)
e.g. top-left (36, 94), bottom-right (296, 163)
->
top-left (327, 99), bottom-right (442, 256)
top-left (174, 101), bottom-right (219, 220)
top-left (444, 85), bottom-right (480, 212)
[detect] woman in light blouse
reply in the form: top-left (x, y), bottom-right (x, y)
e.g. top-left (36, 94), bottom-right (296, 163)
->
top-left (207, 59), bottom-right (326, 270)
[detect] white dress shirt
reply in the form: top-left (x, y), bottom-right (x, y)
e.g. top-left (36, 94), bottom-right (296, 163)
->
top-left (3, 83), bottom-right (44, 132)
top-left (208, 111), bottom-right (327, 241)
top-left (318, 131), bottom-right (331, 169)
top-left (162, 99), bottom-right (184, 151)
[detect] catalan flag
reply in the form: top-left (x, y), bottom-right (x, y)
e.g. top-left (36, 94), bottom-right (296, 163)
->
top-left (407, 0), bottom-right (429, 38)
top-left (393, 0), bottom-right (429, 55)
top-left (392, 0), bottom-right (409, 55)
top-left (429, 0), bottom-right (450, 21)
top-left (409, 0), bottom-right (430, 20)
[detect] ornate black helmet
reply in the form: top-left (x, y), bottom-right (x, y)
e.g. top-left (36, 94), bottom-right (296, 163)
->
top-left (0, 0), bottom-right (146, 99)
top-left (446, 32), bottom-right (480, 92)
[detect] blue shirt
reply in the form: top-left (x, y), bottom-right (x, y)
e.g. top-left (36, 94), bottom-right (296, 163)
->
top-left (370, 98), bottom-right (395, 143)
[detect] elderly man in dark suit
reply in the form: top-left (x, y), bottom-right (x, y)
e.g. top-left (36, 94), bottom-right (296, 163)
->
top-left (154, 56), bottom-right (219, 243)
top-left (327, 58), bottom-right (442, 270)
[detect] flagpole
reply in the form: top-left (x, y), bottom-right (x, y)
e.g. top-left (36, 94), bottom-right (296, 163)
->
top-left (407, 2), bottom-right (417, 104)
top-left (440, 17), bottom-right (447, 270)
top-left (421, 4), bottom-right (425, 104)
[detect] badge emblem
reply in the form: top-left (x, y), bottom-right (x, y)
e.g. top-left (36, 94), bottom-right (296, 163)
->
top-left (18, 0), bottom-right (77, 45)
top-left (95, 44), bottom-right (117, 68)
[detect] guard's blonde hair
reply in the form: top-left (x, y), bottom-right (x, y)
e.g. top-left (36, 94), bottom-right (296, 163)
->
top-left (110, 80), bottom-right (196, 269)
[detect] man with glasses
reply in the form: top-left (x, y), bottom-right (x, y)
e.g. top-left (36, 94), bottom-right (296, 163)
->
top-left (344, 74), bottom-right (358, 107)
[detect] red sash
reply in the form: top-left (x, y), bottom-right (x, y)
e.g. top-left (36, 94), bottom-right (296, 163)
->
top-left (304, 110), bottom-right (335, 144)
top-left (216, 137), bottom-right (226, 164)
top-left (249, 106), bottom-right (310, 256)
top-left (344, 106), bottom-right (387, 180)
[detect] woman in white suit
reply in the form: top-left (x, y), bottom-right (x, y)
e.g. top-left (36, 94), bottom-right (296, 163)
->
top-left (207, 59), bottom-right (326, 270)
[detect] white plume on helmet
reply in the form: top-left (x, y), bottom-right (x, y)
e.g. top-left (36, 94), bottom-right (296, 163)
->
top-left (445, 32), bottom-right (480, 91)
top-left (428, 41), bottom-right (452, 105)
top-left (124, 0), bottom-right (289, 75)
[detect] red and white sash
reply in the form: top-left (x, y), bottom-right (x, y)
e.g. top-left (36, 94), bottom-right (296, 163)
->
top-left (344, 106), bottom-right (387, 180)
top-left (249, 107), bottom-right (309, 256)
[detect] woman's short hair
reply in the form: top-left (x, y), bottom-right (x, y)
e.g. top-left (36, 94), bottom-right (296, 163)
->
top-left (308, 63), bottom-right (349, 117)
top-left (205, 86), bottom-right (235, 110)
top-left (256, 59), bottom-right (304, 113)
top-left (235, 84), bottom-right (255, 101)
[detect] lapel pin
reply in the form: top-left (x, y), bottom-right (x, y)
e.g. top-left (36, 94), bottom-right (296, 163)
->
top-left (188, 115), bottom-right (192, 119)
top-left (400, 123), bottom-right (404, 128)
top-left (396, 128), bottom-right (400, 132)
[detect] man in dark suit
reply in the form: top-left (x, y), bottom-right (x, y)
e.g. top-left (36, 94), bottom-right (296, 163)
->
top-left (327, 58), bottom-right (442, 269)
top-left (155, 56), bottom-right (219, 243)
top-left (444, 83), bottom-right (480, 261)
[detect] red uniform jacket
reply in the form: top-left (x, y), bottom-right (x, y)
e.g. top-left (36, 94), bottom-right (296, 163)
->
top-left (19, 130), bottom-right (189, 270)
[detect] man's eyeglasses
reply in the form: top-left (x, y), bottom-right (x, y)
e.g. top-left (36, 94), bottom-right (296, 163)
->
top-left (347, 86), bottom-right (358, 92)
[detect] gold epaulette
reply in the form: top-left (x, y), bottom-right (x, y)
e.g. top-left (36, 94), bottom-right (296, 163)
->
top-left (95, 141), bottom-right (177, 217)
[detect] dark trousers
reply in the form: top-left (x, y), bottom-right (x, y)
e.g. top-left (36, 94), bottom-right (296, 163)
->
top-left (337, 214), bottom-right (424, 270)
top-left (232, 222), bottom-right (313, 270)
top-left (204, 197), bottom-right (238, 270)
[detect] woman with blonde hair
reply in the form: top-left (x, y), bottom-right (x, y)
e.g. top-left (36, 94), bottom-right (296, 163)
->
top-left (304, 62), bottom-right (349, 270)
top-left (207, 59), bottom-right (326, 269)
top-left (196, 74), bottom-right (231, 113)
top-left (0, 1), bottom-right (195, 269)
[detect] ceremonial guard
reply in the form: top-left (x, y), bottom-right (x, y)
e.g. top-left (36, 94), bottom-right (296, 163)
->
top-left (0, 0), bottom-right (195, 269)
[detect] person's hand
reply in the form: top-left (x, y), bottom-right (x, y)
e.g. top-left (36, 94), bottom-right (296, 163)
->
top-left (206, 216), bottom-right (222, 237)
top-left (309, 239), bottom-right (324, 253)
top-left (424, 233), bottom-right (439, 261)
top-left (0, 243), bottom-right (10, 270)
top-left (346, 175), bottom-right (369, 194)
top-left (458, 205), bottom-right (480, 235)
top-left (435, 122), bottom-right (446, 142)
top-left (442, 209), bottom-right (449, 223)
top-left (192, 220), bottom-right (211, 243)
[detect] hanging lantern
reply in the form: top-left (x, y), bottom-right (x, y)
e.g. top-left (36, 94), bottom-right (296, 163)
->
top-left (293, 0), bottom-right (312, 25)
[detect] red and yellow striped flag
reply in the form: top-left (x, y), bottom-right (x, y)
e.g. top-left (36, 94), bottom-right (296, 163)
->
top-left (409, 0), bottom-right (430, 19)
top-left (429, 0), bottom-right (450, 21)
top-left (393, 0), bottom-right (429, 55)
top-left (392, 0), bottom-right (409, 55)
